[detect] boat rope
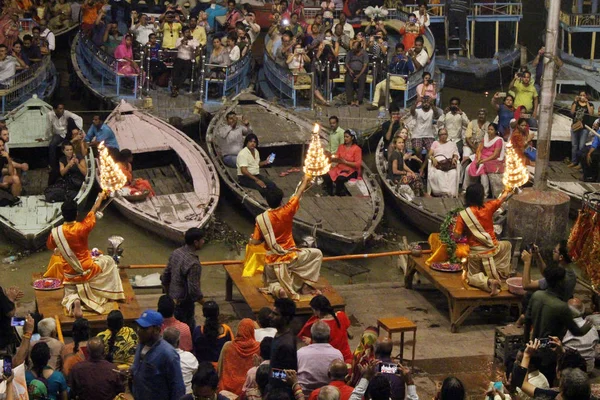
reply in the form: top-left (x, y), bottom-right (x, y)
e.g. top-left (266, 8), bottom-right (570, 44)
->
top-left (242, 193), bottom-right (248, 204)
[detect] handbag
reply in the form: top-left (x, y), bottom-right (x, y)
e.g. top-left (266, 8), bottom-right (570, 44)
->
top-left (435, 155), bottom-right (457, 172)
top-left (572, 120), bottom-right (584, 132)
top-left (524, 146), bottom-right (537, 161)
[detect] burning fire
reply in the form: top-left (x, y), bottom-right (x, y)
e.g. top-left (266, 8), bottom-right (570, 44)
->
top-left (98, 142), bottom-right (127, 193)
top-left (303, 123), bottom-right (331, 177)
top-left (502, 143), bottom-right (529, 191)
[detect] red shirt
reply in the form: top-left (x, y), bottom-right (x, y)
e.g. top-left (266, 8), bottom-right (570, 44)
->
top-left (161, 317), bottom-right (193, 352)
top-left (298, 312), bottom-right (352, 363)
top-left (308, 380), bottom-right (354, 400)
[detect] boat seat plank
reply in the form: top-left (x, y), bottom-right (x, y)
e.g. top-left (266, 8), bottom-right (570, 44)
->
top-left (168, 193), bottom-right (199, 222)
top-left (132, 199), bottom-right (160, 219)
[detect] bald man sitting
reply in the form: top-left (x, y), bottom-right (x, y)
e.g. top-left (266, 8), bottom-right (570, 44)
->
top-left (69, 337), bottom-right (125, 400)
top-left (563, 297), bottom-right (599, 373)
top-left (309, 360), bottom-right (354, 400)
top-left (375, 337), bottom-right (407, 400)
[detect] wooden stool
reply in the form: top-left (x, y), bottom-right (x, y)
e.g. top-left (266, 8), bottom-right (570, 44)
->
top-left (377, 317), bottom-right (417, 367)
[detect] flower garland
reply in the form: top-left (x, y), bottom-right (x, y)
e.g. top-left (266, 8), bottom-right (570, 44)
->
top-left (439, 207), bottom-right (465, 264)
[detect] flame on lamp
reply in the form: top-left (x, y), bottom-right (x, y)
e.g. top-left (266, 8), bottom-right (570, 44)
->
top-left (99, 142), bottom-right (127, 193)
top-left (502, 142), bottom-right (529, 191)
top-left (303, 123), bottom-right (331, 177)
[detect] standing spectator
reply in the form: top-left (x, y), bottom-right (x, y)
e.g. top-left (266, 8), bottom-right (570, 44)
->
top-left (569, 91), bottom-right (594, 168)
top-left (438, 97), bottom-right (469, 156)
top-left (269, 298), bottom-right (298, 394)
top-left (414, 2), bottom-right (430, 27)
top-left (218, 318), bottom-right (261, 395)
top-left (223, 0), bottom-right (242, 31)
top-left (205, 0), bottom-right (227, 33)
top-left (193, 301), bottom-right (234, 367)
top-left (344, 40), bottom-right (369, 106)
top-left (333, 23), bottom-right (350, 58)
top-left (410, 95), bottom-right (439, 171)
top-left (297, 321), bottom-right (344, 395)
top-left (131, 310), bottom-right (186, 400)
top-left (81, 0), bottom-right (104, 33)
top-left (103, 23), bottom-right (122, 56)
top-left (407, 36), bottom-right (429, 71)
top-left (463, 108), bottom-right (489, 164)
top-left (563, 298), bottom-right (599, 373)
top-left (415, 71), bottom-right (436, 101)
top-left (39, 19), bottom-right (56, 52)
top-left (170, 26), bottom-right (199, 98)
top-left (34, 317), bottom-right (65, 371)
top-left (131, 13), bottom-right (157, 45)
top-left (97, 309), bottom-right (139, 367)
top-left (189, 16), bottom-right (207, 46)
top-left (0, 285), bottom-right (23, 356)
top-left (160, 11), bottom-right (182, 49)
top-left (163, 327), bottom-right (199, 395)
top-left (491, 92), bottom-right (515, 140)
top-left (158, 295), bottom-right (193, 352)
top-left (22, 35), bottom-right (43, 64)
top-left (254, 307), bottom-right (277, 342)
top-left (509, 71), bottom-right (539, 127)
top-left (446, 0), bottom-right (470, 51)
top-left (399, 14), bottom-right (425, 51)
top-left (326, 116), bottom-right (345, 157)
top-left (275, 31), bottom-right (295, 67)
top-left (298, 295), bottom-right (352, 364)
top-left (85, 114), bottom-right (119, 152)
top-left (242, 12), bottom-right (260, 44)
top-left (308, 360), bottom-right (354, 400)
top-left (69, 337), bottom-right (125, 400)
top-left (374, 338), bottom-right (406, 400)
top-left (583, 123), bottom-right (600, 182)
top-left (11, 42), bottom-right (30, 67)
top-left (181, 362), bottom-right (230, 400)
top-left (339, 13), bottom-right (354, 39)
top-left (161, 228), bottom-right (205, 331)
top-left (216, 111), bottom-right (251, 168)
top-left (26, 342), bottom-right (69, 400)
top-left (0, 44), bottom-right (27, 84)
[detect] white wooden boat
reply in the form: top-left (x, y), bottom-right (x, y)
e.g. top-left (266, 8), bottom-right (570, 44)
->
top-left (206, 94), bottom-right (385, 255)
top-left (0, 96), bottom-right (95, 249)
top-left (103, 100), bottom-right (220, 242)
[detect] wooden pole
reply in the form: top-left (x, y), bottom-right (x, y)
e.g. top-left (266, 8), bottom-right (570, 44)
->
top-left (470, 19), bottom-right (475, 58)
top-left (568, 31), bottom-right (572, 55)
top-left (533, 0), bottom-right (561, 191)
top-left (121, 249), bottom-right (434, 270)
top-left (495, 21), bottom-right (499, 55)
top-left (515, 21), bottom-right (519, 47)
top-left (591, 32), bottom-right (597, 63)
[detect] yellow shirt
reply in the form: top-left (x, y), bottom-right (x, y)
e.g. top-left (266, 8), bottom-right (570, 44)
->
top-left (161, 22), bottom-right (182, 49)
top-left (512, 80), bottom-right (538, 113)
top-left (191, 26), bottom-right (207, 46)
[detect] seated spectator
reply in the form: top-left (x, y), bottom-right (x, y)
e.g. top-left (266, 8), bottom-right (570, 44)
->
top-left (309, 360), bottom-right (353, 400)
top-left (223, 0), bottom-right (243, 32)
top-left (171, 26), bottom-right (199, 97)
top-left (242, 337), bottom-right (273, 395)
top-left (26, 342), bottom-right (69, 400)
top-left (427, 128), bottom-right (460, 197)
top-left (254, 307), bottom-right (277, 342)
top-left (22, 34), bottom-right (42, 64)
top-left (34, 317), bottom-right (64, 371)
top-left (298, 321), bottom-right (344, 395)
top-left (387, 136), bottom-right (425, 197)
top-left (118, 149), bottom-right (155, 197)
top-left (510, 117), bottom-right (535, 165)
top-left (217, 111), bottom-right (251, 168)
top-left (298, 295), bottom-right (353, 364)
top-left (374, 337), bottom-right (406, 400)
top-left (61, 317), bottom-right (89, 378)
top-left (228, 31), bottom-right (241, 63)
top-left (197, 11), bottom-right (211, 33)
top-left (407, 35), bottom-right (428, 71)
top-left (415, 71), bottom-right (436, 102)
top-left (208, 36), bottom-right (231, 78)
top-left (163, 327), bottom-right (199, 394)
top-left (103, 23), bottom-right (123, 56)
top-left (193, 301), bottom-right (234, 368)
top-left (514, 348), bottom-right (549, 400)
top-left (435, 376), bottom-right (465, 400)
top-left (464, 123), bottom-right (505, 198)
top-left (85, 114), bottom-right (119, 151)
top-left (349, 327), bottom-right (378, 386)
top-left (97, 309), bottom-right (139, 366)
top-left (0, 139), bottom-right (22, 198)
top-left (244, 363), bottom-right (271, 400)
top-left (414, 2), bottom-right (430, 27)
top-left (509, 71), bottom-right (538, 128)
top-left (131, 13), bottom-right (157, 45)
top-left (68, 337), bottom-right (125, 400)
top-left (323, 130), bottom-right (362, 196)
top-left (369, 43), bottom-right (414, 111)
top-left (563, 298), bottom-right (599, 373)
top-left (181, 362), bottom-right (230, 400)
top-left (366, 32), bottom-right (388, 62)
top-left (10, 41), bottom-right (30, 68)
top-left (158, 295), bottom-right (192, 352)
top-left (393, 127), bottom-right (422, 171)
top-left (114, 33), bottom-right (140, 76)
top-left (218, 318), bottom-right (261, 395)
top-left (288, 13), bottom-right (304, 39)
top-left (241, 12), bottom-right (260, 44)
top-left (236, 133), bottom-right (278, 197)
top-left (58, 141), bottom-right (87, 192)
top-left (0, 44), bottom-right (28, 86)
top-left (39, 20), bottom-right (56, 52)
top-left (333, 23), bottom-right (350, 58)
top-left (49, 0), bottom-right (72, 30)
top-left (275, 30), bottom-right (294, 67)
top-left (344, 40), bottom-right (369, 107)
top-left (81, 0), bottom-right (104, 33)
top-left (350, 359), bottom-right (418, 400)
top-left (287, 43), bottom-right (310, 74)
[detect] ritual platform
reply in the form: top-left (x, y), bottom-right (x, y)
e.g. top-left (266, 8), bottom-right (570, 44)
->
top-left (33, 271), bottom-right (141, 332)
top-left (224, 264), bottom-right (345, 316)
top-left (405, 256), bottom-right (522, 333)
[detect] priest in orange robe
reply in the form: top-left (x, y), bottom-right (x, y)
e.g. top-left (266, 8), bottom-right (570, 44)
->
top-left (46, 192), bottom-right (125, 317)
top-left (249, 174), bottom-right (322, 300)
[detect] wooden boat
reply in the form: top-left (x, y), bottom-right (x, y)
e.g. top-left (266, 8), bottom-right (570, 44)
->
top-left (544, 161), bottom-right (600, 214)
top-left (102, 100), bottom-right (220, 243)
top-left (0, 96), bottom-right (95, 249)
top-left (374, 137), bottom-right (463, 235)
top-left (206, 94), bottom-right (384, 255)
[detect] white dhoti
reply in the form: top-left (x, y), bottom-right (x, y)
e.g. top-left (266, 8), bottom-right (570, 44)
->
top-left (467, 241), bottom-right (512, 292)
top-left (429, 167), bottom-right (458, 197)
top-left (62, 255), bottom-right (125, 315)
top-left (263, 248), bottom-right (323, 300)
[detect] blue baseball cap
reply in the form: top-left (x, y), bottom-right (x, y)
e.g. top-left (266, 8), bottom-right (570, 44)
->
top-left (136, 310), bottom-right (164, 328)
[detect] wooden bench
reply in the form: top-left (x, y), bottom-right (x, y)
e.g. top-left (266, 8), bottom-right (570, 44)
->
top-left (33, 271), bottom-right (142, 332)
top-left (405, 256), bottom-right (522, 333)
top-left (224, 263), bottom-right (345, 316)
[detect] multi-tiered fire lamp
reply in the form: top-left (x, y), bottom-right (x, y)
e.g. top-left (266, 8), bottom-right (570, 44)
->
top-left (502, 142), bottom-right (529, 192)
top-left (96, 142), bottom-right (128, 219)
top-left (303, 123), bottom-right (331, 178)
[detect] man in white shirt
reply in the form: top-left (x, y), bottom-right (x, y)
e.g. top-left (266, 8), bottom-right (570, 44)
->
top-left (254, 307), bottom-right (277, 342)
top-left (217, 111), bottom-right (251, 167)
top-left (45, 103), bottom-right (83, 183)
top-left (228, 32), bottom-right (241, 63)
top-left (563, 297), bottom-right (599, 373)
top-left (131, 14), bottom-right (157, 45)
top-left (438, 96), bottom-right (469, 156)
top-left (407, 35), bottom-right (429, 71)
top-left (297, 321), bottom-right (343, 396)
top-left (0, 44), bottom-right (27, 84)
top-left (163, 327), bottom-right (198, 394)
top-left (410, 95), bottom-right (439, 173)
top-left (242, 12), bottom-right (260, 44)
top-left (171, 26), bottom-right (199, 98)
top-left (338, 13), bottom-right (354, 39)
top-left (39, 20), bottom-right (56, 52)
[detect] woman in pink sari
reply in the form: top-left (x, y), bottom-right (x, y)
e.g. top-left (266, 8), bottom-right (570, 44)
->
top-left (466, 123), bottom-right (505, 198)
top-left (0, 11), bottom-right (21, 50)
top-left (114, 34), bottom-right (140, 76)
top-left (324, 129), bottom-right (362, 196)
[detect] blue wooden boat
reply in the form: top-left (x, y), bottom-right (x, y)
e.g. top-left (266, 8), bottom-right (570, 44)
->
top-left (0, 56), bottom-right (57, 115)
top-left (399, 2), bottom-right (523, 91)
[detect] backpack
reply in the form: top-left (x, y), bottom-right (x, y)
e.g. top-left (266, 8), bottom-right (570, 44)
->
top-left (0, 189), bottom-right (20, 207)
top-left (44, 181), bottom-right (78, 203)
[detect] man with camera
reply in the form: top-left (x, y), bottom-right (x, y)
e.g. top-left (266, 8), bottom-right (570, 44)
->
top-left (170, 26), bottom-right (199, 98)
top-left (349, 359), bottom-right (418, 400)
top-left (438, 97), bottom-right (469, 156)
top-left (509, 70), bottom-right (539, 128)
top-left (367, 44), bottom-right (414, 111)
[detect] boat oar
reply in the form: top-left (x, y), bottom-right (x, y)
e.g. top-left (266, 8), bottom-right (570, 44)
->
top-left (119, 249), bottom-right (433, 270)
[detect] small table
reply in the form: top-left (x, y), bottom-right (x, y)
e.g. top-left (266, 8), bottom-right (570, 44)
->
top-left (377, 316), bottom-right (417, 367)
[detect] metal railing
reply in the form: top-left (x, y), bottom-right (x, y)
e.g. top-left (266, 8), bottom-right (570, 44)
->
top-left (262, 48), bottom-right (315, 109)
top-left (0, 56), bottom-right (56, 113)
top-left (398, 2), bottom-right (522, 19)
top-left (203, 49), bottom-right (252, 102)
top-left (559, 11), bottom-right (600, 27)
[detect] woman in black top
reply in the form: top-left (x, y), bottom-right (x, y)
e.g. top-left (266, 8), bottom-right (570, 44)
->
top-left (58, 141), bottom-right (87, 191)
top-left (387, 136), bottom-right (424, 197)
top-left (569, 91), bottom-right (594, 168)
